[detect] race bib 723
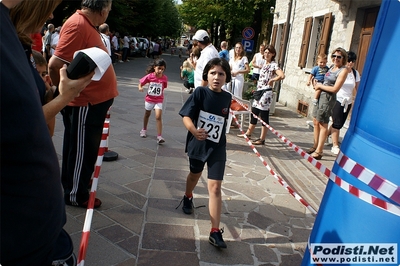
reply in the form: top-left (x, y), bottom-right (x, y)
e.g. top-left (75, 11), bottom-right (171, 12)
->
top-left (198, 110), bottom-right (225, 143)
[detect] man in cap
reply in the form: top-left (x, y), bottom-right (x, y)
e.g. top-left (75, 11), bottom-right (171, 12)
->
top-left (192, 29), bottom-right (219, 89)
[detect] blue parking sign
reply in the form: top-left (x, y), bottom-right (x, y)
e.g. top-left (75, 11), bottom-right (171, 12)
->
top-left (242, 39), bottom-right (254, 52)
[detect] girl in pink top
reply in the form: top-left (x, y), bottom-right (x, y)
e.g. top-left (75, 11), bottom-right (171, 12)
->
top-left (138, 59), bottom-right (168, 144)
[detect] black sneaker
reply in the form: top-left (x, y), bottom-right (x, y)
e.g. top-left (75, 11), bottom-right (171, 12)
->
top-left (182, 195), bottom-right (193, 214)
top-left (209, 229), bottom-right (227, 248)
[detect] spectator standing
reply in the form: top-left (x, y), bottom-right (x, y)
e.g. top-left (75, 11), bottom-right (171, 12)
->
top-left (50, 26), bottom-right (60, 56)
top-left (122, 33), bottom-right (130, 62)
top-left (192, 29), bottom-right (219, 89)
top-left (250, 44), bottom-right (266, 84)
top-left (49, 0), bottom-right (118, 208)
top-left (237, 45), bottom-right (285, 145)
top-left (1, 0), bottom-right (92, 264)
top-left (229, 42), bottom-right (250, 99)
top-left (219, 41), bottom-right (229, 61)
top-left (307, 48), bottom-right (348, 160)
top-left (99, 23), bottom-right (112, 58)
top-left (329, 51), bottom-right (360, 155)
top-left (146, 37), bottom-right (151, 58)
top-left (138, 59), bottom-right (168, 144)
top-left (112, 31), bottom-right (121, 63)
top-left (178, 58), bottom-right (232, 249)
top-left (152, 40), bottom-right (161, 59)
top-left (43, 23), bottom-right (54, 61)
top-left (30, 32), bottom-right (43, 52)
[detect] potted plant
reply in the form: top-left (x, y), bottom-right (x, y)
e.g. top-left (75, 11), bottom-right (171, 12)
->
top-left (243, 85), bottom-right (256, 100)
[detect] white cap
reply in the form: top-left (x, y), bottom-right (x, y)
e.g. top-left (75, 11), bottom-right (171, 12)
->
top-left (193, 30), bottom-right (209, 42)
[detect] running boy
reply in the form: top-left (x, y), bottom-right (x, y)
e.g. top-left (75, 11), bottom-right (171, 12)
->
top-left (138, 59), bottom-right (168, 144)
top-left (307, 54), bottom-right (329, 105)
top-left (178, 58), bottom-right (232, 249)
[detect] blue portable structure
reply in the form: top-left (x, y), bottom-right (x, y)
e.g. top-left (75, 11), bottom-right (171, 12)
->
top-left (302, 0), bottom-right (400, 265)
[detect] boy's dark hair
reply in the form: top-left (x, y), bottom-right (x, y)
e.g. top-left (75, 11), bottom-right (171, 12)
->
top-left (146, 58), bottom-right (167, 74)
top-left (202, 58), bottom-right (232, 83)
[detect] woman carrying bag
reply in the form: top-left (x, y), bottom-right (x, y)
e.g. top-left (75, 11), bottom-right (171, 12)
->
top-left (237, 45), bottom-right (284, 145)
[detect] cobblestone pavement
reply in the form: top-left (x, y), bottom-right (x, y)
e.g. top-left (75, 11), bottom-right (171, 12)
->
top-left (52, 51), bottom-right (342, 265)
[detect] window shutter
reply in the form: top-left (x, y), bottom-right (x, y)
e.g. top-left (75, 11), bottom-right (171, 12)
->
top-left (298, 17), bottom-right (312, 68)
top-left (271, 24), bottom-right (278, 47)
top-left (317, 12), bottom-right (333, 56)
top-left (279, 22), bottom-right (289, 64)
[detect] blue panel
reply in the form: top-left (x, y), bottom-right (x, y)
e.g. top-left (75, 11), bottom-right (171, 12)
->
top-left (302, 1), bottom-right (400, 265)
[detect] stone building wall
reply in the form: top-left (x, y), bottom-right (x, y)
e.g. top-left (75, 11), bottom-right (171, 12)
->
top-left (271, 0), bottom-right (381, 118)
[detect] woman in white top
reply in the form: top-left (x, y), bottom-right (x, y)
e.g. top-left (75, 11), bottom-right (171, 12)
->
top-left (229, 42), bottom-right (250, 99)
top-left (250, 44), bottom-right (266, 84)
top-left (329, 51), bottom-right (360, 155)
top-left (237, 45), bottom-right (285, 145)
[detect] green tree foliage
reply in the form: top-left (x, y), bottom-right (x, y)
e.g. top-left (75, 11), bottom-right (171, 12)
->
top-left (178, 0), bottom-right (275, 49)
top-left (50, 0), bottom-right (182, 39)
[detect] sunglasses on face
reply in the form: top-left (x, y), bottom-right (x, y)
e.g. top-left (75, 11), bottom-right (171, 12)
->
top-left (332, 54), bottom-right (342, 59)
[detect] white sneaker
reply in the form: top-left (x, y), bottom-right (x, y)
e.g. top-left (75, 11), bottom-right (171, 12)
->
top-left (119, 60), bottom-right (123, 63)
top-left (140, 129), bottom-right (147, 138)
top-left (126, 59), bottom-right (130, 62)
top-left (157, 136), bottom-right (165, 144)
top-left (331, 145), bottom-right (340, 155)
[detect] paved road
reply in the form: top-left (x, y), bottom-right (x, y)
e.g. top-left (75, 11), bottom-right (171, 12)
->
top-left (53, 50), bottom-right (339, 265)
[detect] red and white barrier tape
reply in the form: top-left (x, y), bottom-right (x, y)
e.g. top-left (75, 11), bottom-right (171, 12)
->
top-left (336, 151), bottom-right (400, 206)
top-left (230, 112), bottom-right (318, 215)
top-left (230, 96), bottom-right (400, 216)
top-left (104, 111), bottom-right (111, 153)
top-left (77, 109), bottom-right (110, 266)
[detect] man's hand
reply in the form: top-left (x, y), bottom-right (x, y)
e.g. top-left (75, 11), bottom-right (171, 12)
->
top-left (58, 64), bottom-right (93, 101)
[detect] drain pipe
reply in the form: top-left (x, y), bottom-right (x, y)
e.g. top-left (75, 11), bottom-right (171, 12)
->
top-left (277, 0), bottom-right (293, 101)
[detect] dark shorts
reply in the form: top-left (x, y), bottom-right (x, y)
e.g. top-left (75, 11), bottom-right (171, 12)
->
top-left (183, 80), bottom-right (194, 89)
top-left (250, 106), bottom-right (269, 126)
top-left (331, 100), bottom-right (352, 129)
top-left (251, 73), bottom-right (260, 81)
top-left (189, 158), bottom-right (225, 180)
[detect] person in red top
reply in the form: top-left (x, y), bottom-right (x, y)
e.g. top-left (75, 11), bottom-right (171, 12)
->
top-left (49, 0), bottom-right (118, 208)
top-left (30, 32), bottom-right (42, 52)
top-left (138, 59), bottom-right (168, 144)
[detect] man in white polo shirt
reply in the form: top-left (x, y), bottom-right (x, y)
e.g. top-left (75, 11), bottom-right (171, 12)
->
top-left (193, 29), bottom-right (219, 89)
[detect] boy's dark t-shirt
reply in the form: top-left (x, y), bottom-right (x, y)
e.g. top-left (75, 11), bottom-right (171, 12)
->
top-left (179, 86), bottom-right (232, 162)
